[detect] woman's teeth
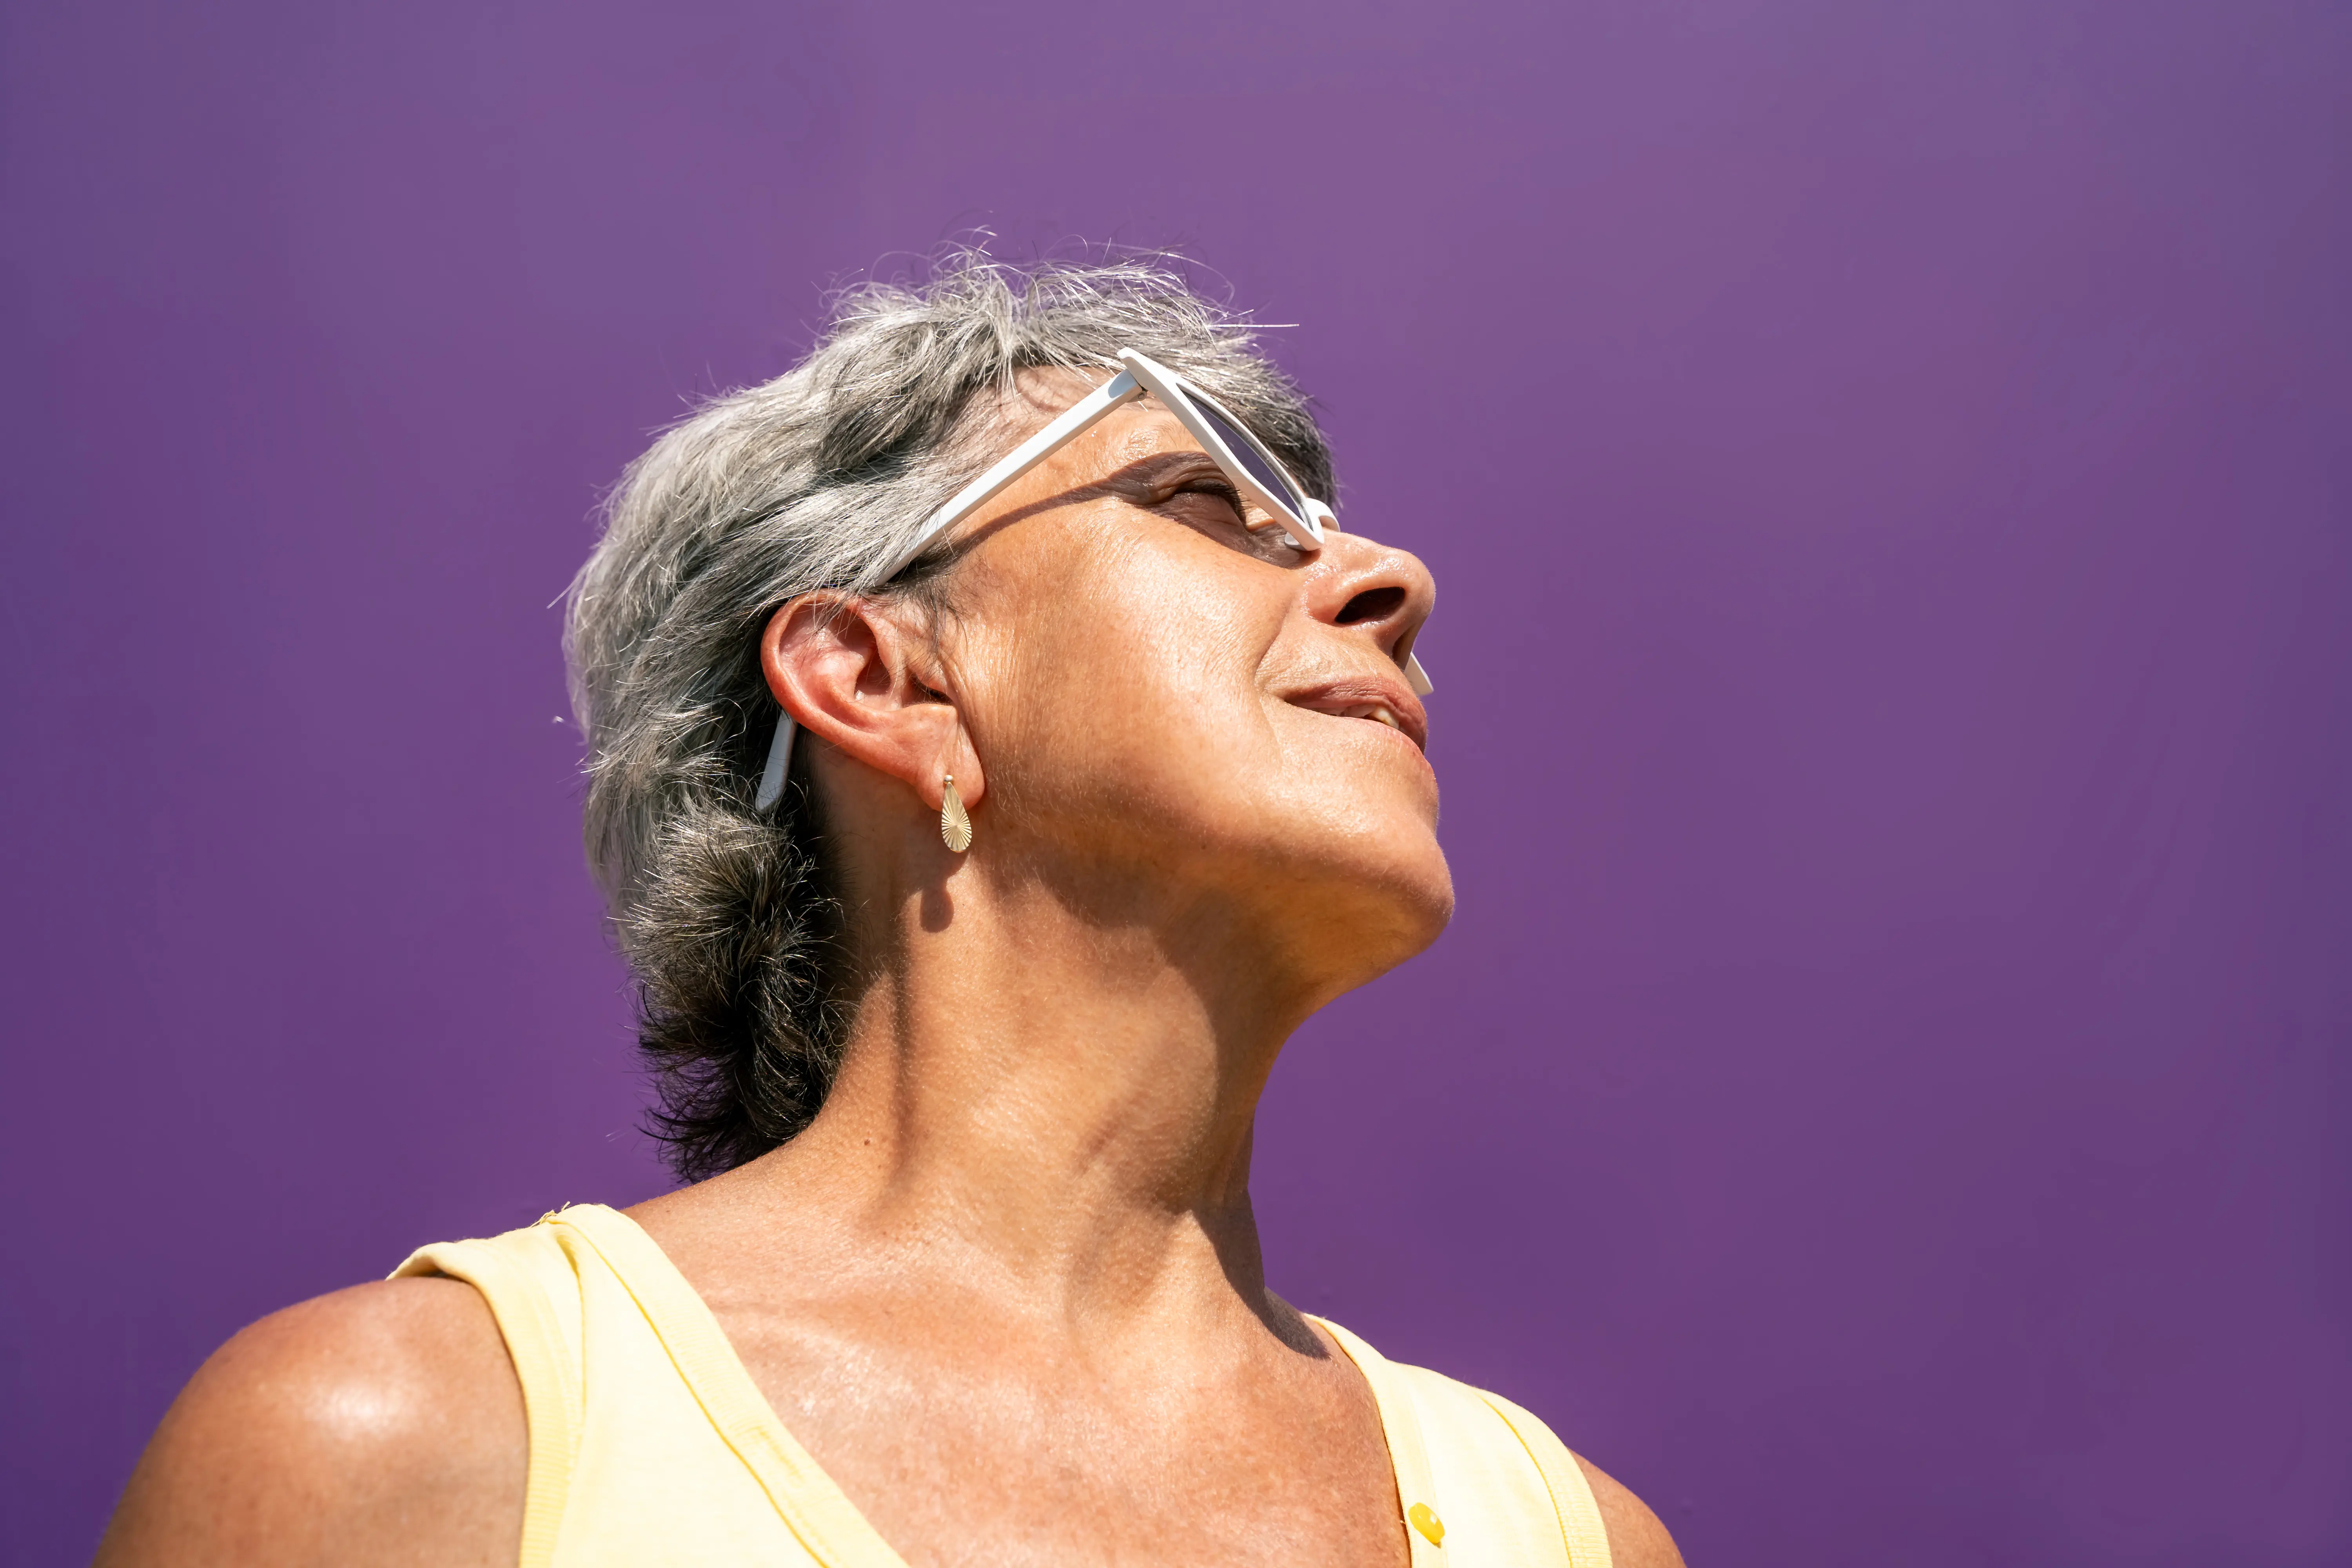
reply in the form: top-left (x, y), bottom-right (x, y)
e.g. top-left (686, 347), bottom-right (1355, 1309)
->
top-left (1345, 704), bottom-right (1402, 730)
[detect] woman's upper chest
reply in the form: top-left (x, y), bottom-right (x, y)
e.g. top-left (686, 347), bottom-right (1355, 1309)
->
top-left (710, 1292), bottom-right (1414, 1568)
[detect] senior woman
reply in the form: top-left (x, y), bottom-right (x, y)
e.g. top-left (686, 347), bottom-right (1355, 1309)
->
top-left (97, 258), bottom-right (1681, 1568)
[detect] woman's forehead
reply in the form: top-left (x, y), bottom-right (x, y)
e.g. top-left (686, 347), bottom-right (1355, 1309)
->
top-left (982, 379), bottom-right (1206, 482)
top-left (1089, 401), bottom-right (1208, 466)
top-left (998, 364), bottom-right (1199, 450)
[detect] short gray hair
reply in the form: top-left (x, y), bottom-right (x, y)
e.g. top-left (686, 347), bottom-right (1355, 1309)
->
top-left (565, 251), bottom-right (1337, 1176)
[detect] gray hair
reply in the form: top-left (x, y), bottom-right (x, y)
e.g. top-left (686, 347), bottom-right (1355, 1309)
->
top-left (564, 251), bottom-right (1337, 1176)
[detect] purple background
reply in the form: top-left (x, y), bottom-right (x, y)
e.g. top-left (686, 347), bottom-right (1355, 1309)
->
top-left (4, 1), bottom-right (2348, 1562)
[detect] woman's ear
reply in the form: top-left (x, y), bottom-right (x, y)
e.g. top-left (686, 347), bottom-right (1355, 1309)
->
top-left (761, 596), bottom-right (982, 813)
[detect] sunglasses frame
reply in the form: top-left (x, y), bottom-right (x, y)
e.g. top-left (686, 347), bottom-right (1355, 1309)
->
top-left (755, 349), bottom-right (1429, 811)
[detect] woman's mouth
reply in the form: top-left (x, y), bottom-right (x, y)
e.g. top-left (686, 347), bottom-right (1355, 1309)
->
top-left (1287, 680), bottom-right (1428, 751)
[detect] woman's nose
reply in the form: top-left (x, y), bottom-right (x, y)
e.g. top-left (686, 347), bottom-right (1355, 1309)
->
top-left (1306, 532), bottom-right (1437, 670)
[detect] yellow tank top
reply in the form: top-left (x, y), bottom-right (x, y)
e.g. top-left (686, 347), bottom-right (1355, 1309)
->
top-left (394, 1204), bottom-right (1612, 1568)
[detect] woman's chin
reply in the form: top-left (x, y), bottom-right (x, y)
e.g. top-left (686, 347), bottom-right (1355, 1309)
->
top-left (1281, 829), bottom-right (1455, 983)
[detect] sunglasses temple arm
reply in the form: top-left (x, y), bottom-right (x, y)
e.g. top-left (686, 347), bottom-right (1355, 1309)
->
top-left (873, 371), bottom-right (1143, 581)
top-left (755, 710), bottom-right (798, 812)
top-left (759, 370), bottom-right (1146, 813)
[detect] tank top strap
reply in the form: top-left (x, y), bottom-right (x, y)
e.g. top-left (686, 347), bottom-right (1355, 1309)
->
top-left (1472, 1388), bottom-right (1614, 1568)
top-left (392, 1224), bottom-right (583, 1568)
top-left (1309, 1315), bottom-right (1452, 1566)
top-left (546, 1202), bottom-right (907, 1568)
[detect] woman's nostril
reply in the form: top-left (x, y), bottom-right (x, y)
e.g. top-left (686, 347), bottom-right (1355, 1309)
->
top-left (1336, 586), bottom-right (1406, 625)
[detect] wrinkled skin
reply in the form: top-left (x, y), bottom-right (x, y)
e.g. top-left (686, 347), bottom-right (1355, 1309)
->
top-left (96, 371), bottom-right (1682, 1568)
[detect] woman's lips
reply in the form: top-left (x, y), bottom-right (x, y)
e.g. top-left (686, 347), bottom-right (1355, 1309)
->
top-left (1286, 676), bottom-right (1428, 751)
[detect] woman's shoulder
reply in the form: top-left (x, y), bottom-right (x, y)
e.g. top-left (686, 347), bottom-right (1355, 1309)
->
top-left (1322, 1321), bottom-right (1686, 1568)
top-left (95, 1272), bottom-right (526, 1567)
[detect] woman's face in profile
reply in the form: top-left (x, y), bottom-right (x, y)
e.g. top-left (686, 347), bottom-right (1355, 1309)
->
top-left (939, 368), bottom-right (1450, 980)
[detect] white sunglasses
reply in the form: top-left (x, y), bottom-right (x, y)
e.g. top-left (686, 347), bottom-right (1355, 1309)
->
top-left (755, 348), bottom-right (1431, 811)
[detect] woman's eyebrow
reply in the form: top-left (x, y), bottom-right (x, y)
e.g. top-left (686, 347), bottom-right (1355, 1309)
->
top-left (1096, 449), bottom-right (1227, 496)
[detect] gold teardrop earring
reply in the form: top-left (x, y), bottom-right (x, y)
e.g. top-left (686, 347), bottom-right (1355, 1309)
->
top-left (939, 773), bottom-right (972, 853)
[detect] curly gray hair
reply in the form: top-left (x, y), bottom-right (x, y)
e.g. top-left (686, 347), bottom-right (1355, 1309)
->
top-left (564, 252), bottom-right (1338, 1177)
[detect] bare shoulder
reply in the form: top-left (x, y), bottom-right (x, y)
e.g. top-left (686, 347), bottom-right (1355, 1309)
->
top-left (95, 1275), bottom-right (525, 1568)
top-left (1572, 1450), bottom-right (1686, 1568)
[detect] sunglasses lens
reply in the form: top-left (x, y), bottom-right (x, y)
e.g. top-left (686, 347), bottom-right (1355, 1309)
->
top-left (1189, 394), bottom-right (1307, 525)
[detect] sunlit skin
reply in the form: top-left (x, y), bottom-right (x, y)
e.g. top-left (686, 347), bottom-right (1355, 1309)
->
top-left (96, 371), bottom-right (1682, 1567)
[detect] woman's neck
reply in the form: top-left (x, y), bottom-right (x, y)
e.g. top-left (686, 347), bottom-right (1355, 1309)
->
top-left (726, 860), bottom-right (1321, 1329)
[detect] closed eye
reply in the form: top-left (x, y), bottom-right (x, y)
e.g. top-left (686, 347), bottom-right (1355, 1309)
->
top-left (1161, 472), bottom-right (1292, 554)
top-left (1171, 475), bottom-right (1248, 530)
top-left (1105, 452), bottom-right (1302, 561)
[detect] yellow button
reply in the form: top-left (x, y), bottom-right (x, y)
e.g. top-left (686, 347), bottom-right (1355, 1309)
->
top-left (1408, 1502), bottom-right (1445, 1546)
